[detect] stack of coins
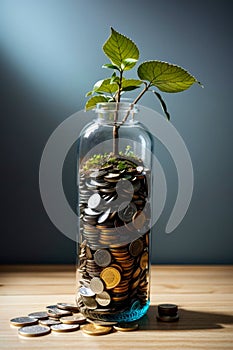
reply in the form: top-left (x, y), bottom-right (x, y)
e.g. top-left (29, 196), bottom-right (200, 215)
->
top-left (77, 156), bottom-right (151, 321)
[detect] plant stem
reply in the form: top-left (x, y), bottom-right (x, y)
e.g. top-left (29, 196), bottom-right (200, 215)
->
top-left (121, 83), bottom-right (150, 124)
top-left (113, 70), bottom-right (123, 155)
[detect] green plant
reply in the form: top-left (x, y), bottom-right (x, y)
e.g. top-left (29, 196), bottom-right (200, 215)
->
top-left (85, 27), bottom-right (202, 154)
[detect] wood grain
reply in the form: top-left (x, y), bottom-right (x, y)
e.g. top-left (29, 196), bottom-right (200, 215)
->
top-left (1, 265), bottom-right (233, 349)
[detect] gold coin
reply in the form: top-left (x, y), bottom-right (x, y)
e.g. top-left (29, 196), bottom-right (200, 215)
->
top-left (114, 323), bottom-right (139, 332)
top-left (100, 267), bottom-right (121, 289)
top-left (140, 251), bottom-right (149, 269)
top-left (81, 323), bottom-right (112, 336)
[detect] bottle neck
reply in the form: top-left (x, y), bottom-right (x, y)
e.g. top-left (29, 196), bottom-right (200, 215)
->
top-left (95, 102), bottom-right (138, 125)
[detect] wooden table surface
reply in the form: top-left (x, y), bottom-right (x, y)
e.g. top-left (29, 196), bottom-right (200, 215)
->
top-left (1, 265), bottom-right (233, 349)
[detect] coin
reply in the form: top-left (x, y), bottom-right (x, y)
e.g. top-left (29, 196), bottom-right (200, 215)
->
top-left (81, 323), bottom-right (112, 336)
top-left (28, 312), bottom-right (48, 320)
top-left (18, 325), bottom-right (50, 337)
top-left (140, 251), bottom-right (149, 269)
top-left (158, 303), bottom-right (178, 316)
top-left (113, 323), bottom-right (139, 331)
top-left (97, 208), bottom-right (111, 224)
top-left (10, 317), bottom-right (38, 327)
top-left (79, 286), bottom-right (96, 297)
top-left (94, 249), bottom-right (112, 267)
top-left (118, 202), bottom-right (137, 222)
top-left (47, 307), bottom-right (72, 318)
top-left (39, 319), bottom-right (61, 326)
top-left (57, 303), bottom-right (80, 312)
top-left (132, 211), bottom-right (147, 231)
top-left (88, 193), bottom-right (102, 209)
top-left (84, 208), bottom-right (101, 216)
top-left (100, 267), bottom-right (121, 289)
top-left (90, 277), bottom-right (104, 294)
top-left (60, 314), bottom-right (86, 325)
top-left (95, 291), bottom-right (111, 306)
top-left (51, 324), bottom-right (80, 332)
top-left (129, 238), bottom-right (144, 257)
top-left (81, 296), bottom-right (98, 310)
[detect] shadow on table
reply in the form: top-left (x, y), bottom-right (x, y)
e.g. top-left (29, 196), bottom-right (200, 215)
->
top-left (138, 305), bottom-right (233, 330)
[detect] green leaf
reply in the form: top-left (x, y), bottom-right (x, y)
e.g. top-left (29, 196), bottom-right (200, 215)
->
top-left (102, 63), bottom-right (120, 71)
top-left (93, 78), bottom-right (118, 94)
top-left (103, 27), bottom-right (139, 71)
top-left (138, 60), bottom-right (200, 93)
top-left (121, 79), bottom-right (143, 91)
top-left (85, 90), bottom-right (93, 97)
top-left (85, 95), bottom-right (109, 110)
top-left (121, 58), bottom-right (138, 70)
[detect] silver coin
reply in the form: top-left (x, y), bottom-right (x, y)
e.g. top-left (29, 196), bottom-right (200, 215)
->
top-left (94, 249), bottom-right (112, 267)
top-left (57, 302), bottom-right (80, 312)
top-left (51, 323), bottom-right (80, 332)
top-left (79, 286), bottom-right (95, 297)
top-left (95, 291), bottom-right (111, 306)
top-left (97, 208), bottom-right (111, 224)
top-left (47, 307), bottom-right (72, 318)
top-left (28, 311), bottom-right (48, 320)
top-left (10, 316), bottom-right (38, 327)
top-left (88, 193), bottom-right (102, 209)
top-left (39, 319), bottom-right (61, 326)
top-left (18, 325), bottom-right (50, 337)
top-left (90, 277), bottom-right (104, 294)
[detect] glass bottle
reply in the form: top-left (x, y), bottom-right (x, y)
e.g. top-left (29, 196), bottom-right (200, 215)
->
top-left (76, 102), bottom-right (153, 322)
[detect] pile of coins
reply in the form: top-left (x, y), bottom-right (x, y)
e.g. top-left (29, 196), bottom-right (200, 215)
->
top-left (77, 157), bottom-right (151, 321)
top-left (10, 302), bottom-right (139, 337)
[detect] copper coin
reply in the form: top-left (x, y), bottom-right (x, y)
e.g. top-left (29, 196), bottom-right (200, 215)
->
top-left (129, 238), bottom-right (144, 257)
top-left (140, 251), bottom-right (149, 269)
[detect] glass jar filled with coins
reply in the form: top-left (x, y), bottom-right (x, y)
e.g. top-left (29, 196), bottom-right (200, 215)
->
top-left (76, 102), bottom-right (153, 322)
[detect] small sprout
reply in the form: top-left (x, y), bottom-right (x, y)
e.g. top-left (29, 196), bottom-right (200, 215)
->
top-left (117, 161), bottom-right (127, 170)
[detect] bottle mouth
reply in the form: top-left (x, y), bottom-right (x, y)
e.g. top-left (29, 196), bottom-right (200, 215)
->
top-left (95, 101), bottom-right (139, 114)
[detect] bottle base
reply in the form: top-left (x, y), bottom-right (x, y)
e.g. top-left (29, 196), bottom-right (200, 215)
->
top-left (80, 300), bottom-right (150, 323)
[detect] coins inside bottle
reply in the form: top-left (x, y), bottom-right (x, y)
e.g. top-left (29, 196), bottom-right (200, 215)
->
top-left (77, 157), bottom-right (151, 321)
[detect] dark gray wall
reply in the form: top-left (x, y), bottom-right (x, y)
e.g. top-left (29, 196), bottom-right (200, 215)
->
top-left (1, 0), bottom-right (232, 264)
